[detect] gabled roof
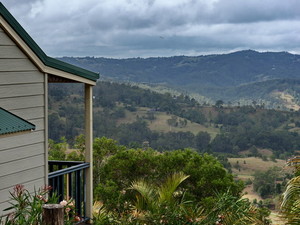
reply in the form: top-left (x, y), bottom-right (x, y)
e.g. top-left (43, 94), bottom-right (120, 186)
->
top-left (0, 108), bottom-right (35, 135)
top-left (0, 2), bottom-right (99, 83)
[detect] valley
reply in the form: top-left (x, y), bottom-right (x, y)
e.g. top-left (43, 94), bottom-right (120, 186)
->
top-left (48, 51), bottom-right (300, 223)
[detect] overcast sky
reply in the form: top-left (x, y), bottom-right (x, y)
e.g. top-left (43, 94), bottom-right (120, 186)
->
top-left (2, 0), bottom-right (300, 58)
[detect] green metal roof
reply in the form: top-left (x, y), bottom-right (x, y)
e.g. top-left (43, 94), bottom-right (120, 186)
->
top-left (0, 2), bottom-right (99, 82)
top-left (0, 108), bottom-right (35, 135)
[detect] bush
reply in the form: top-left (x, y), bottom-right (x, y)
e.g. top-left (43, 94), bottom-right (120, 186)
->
top-left (1, 185), bottom-right (80, 225)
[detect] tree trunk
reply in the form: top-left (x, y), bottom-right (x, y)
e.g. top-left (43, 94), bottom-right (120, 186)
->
top-left (42, 204), bottom-right (64, 225)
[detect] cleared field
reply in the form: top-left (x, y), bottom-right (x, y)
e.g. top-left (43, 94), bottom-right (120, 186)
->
top-left (239, 148), bottom-right (273, 157)
top-left (243, 184), bottom-right (262, 202)
top-left (118, 108), bottom-right (219, 137)
top-left (228, 157), bottom-right (288, 176)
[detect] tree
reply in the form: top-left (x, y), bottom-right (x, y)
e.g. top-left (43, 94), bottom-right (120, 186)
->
top-left (211, 134), bottom-right (234, 153)
top-left (93, 137), bottom-right (126, 186)
top-left (167, 115), bottom-right (178, 127)
top-left (253, 167), bottom-right (281, 198)
top-left (94, 147), bottom-right (244, 210)
top-left (48, 137), bottom-right (67, 160)
top-left (249, 145), bottom-right (259, 157)
top-left (194, 131), bottom-right (211, 151)
top-left (215, 100), bottom-right (224, 108)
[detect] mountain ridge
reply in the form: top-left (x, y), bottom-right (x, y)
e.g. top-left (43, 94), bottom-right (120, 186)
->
top-left (58, 50), bottom-right (300, 108)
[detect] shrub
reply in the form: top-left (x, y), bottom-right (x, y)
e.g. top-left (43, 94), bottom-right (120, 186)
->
top-left (1, 185), bottom-right (79, 225)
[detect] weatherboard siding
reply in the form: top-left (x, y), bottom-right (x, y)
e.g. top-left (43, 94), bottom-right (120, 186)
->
top-left (9, 106), bottom-right (44, 120)
top-left (0, 45), bottom-right (27, 58)
top-left (0, 142), bottom-right (44, 164)
top-left (0, 95), bottom-right (44, 110)
top-left (0, 177), bottom-right (44, 203)
top-left (0, 83), bottom-right (44, 98)
top-left (0, 29), bottom-right (14, 45)
top-left (0, 26), bottom-right (46, 214)
top-left (0, 71), bottom-right (44, 85)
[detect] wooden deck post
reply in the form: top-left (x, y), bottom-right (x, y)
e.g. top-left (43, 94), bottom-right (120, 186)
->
top-left (85, 84), bottom-right (93, 221)
top-left (42, 204), bottom-right (64, 225)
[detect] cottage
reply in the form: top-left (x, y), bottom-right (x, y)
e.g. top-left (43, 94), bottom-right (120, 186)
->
top-left (0, 2), bottom-right (99, 221)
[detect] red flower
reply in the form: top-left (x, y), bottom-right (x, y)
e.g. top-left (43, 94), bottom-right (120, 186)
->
top-left (74, 216), bottom-right (81, 222)
top-left (13, 184), bottom-right (24, 197)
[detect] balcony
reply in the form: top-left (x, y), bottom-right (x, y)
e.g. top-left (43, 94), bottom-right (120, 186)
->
top-left (48, 160), bottom-right (90, 222)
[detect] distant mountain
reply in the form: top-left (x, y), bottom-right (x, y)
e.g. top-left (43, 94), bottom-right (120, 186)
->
top-left (58, 50), bottom-right (300, 108)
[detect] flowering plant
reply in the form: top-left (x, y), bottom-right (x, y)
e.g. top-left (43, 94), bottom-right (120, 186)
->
top-left (1, 184), bottom-right (55, 225)
top-left (59, 198), bottom-right (82, 224)
top-left (1, 185), bottom-right (82, 224)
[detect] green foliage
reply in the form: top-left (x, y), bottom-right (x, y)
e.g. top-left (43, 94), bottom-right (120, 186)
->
top-left (46, 135), bottom-right (270, 224)
top-left (194, 131), bottom-right (211, 152)
top-left (215, 100), bottom-right (224, 108)
top-left (1, 185), bottom-right (57, 224)
top-left (244, 179), bottom-right (252, 186)
top-left (92, 138), bottom-right (244, 211)
top-left (249, 146), bottom-right (259, 157)
top-left (48, 137), bottom-right (67, 160)
top-left (167, 115), bottom-right (178, 127)
top-left (48, 136), bottom-right (85, 161)
top-left (49, 80), bottom-right (300, 155)
top-left (1, 185), bottom-right (81, 224)
top-left (281, 175), bottom-right (300, 224)
top-left (129, 172), bottom-right (189, 215)
top-left (211, 133), bottom-right (234, 153)
top-left (93, 137), bottom-right (126, 187)
top-left (93, 187), bottom-right (270, 225)
top-left (253, 167), bottom-right (281, 198)
top-left (200, 191), bottom-right (271, 225)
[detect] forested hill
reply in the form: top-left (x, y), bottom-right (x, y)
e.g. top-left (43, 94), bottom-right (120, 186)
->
top-left (58, 50), bottom-right (300, 108)
top-left (49, 81), bottom-right (300, 158)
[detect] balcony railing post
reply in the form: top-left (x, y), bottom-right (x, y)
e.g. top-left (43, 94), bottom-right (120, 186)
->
top-left (58, 174), bottom-right (64, 202)
top-left (75, 170), bottom-right (81, 217)
top-left (83, 168), bottom-right (86, 219)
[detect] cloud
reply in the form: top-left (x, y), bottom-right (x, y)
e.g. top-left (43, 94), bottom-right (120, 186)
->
top-left (1, 0), bottom-right (300, 58)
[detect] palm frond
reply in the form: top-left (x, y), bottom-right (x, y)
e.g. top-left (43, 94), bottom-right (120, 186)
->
top-left (281, 176), bottom-right (300, 209)
top-left (129, 180), bottom-right (156, 211)
top-left (158, 172), bottom-right (189, 204)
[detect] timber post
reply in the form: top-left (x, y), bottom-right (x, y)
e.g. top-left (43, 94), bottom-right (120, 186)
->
top-left (85, 84), bottom-right (93, 221)
top-left (42, 204), bottom-right (64, 225)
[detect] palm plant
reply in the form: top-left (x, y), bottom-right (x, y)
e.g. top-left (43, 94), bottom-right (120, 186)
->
top-left (129, 173), bottom-right (269, 225)
top-left (281, 175), bottom-right (300, 224)
top-left (202, 191), bottom-right (270, 225)
top-left (129, 172), bottom-right (191, 224)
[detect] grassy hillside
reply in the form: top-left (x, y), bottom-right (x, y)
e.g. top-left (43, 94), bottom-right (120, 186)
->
top-left (49, 81), bottom-right (300, 157)
top-left (117, 107), bottom-right (219, 138)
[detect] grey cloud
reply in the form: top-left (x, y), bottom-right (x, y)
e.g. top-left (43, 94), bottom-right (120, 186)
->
top-left (1, 0), bottom-right (300, 58)
top-left (212, 0), bottom-right (300, 24)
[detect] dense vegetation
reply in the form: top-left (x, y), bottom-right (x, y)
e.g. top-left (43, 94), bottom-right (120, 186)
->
top-left (47, 80), bottom-right (300, 223)
top-left (49, 81), bottom-right (300, 159)
top-left (48, 136), bottom-right (271, 224)
top-left (58, 50), bottom-right (300, 106)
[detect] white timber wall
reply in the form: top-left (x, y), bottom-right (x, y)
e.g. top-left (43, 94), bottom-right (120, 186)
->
top-left (0, 27), bottom-right (46, 214)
